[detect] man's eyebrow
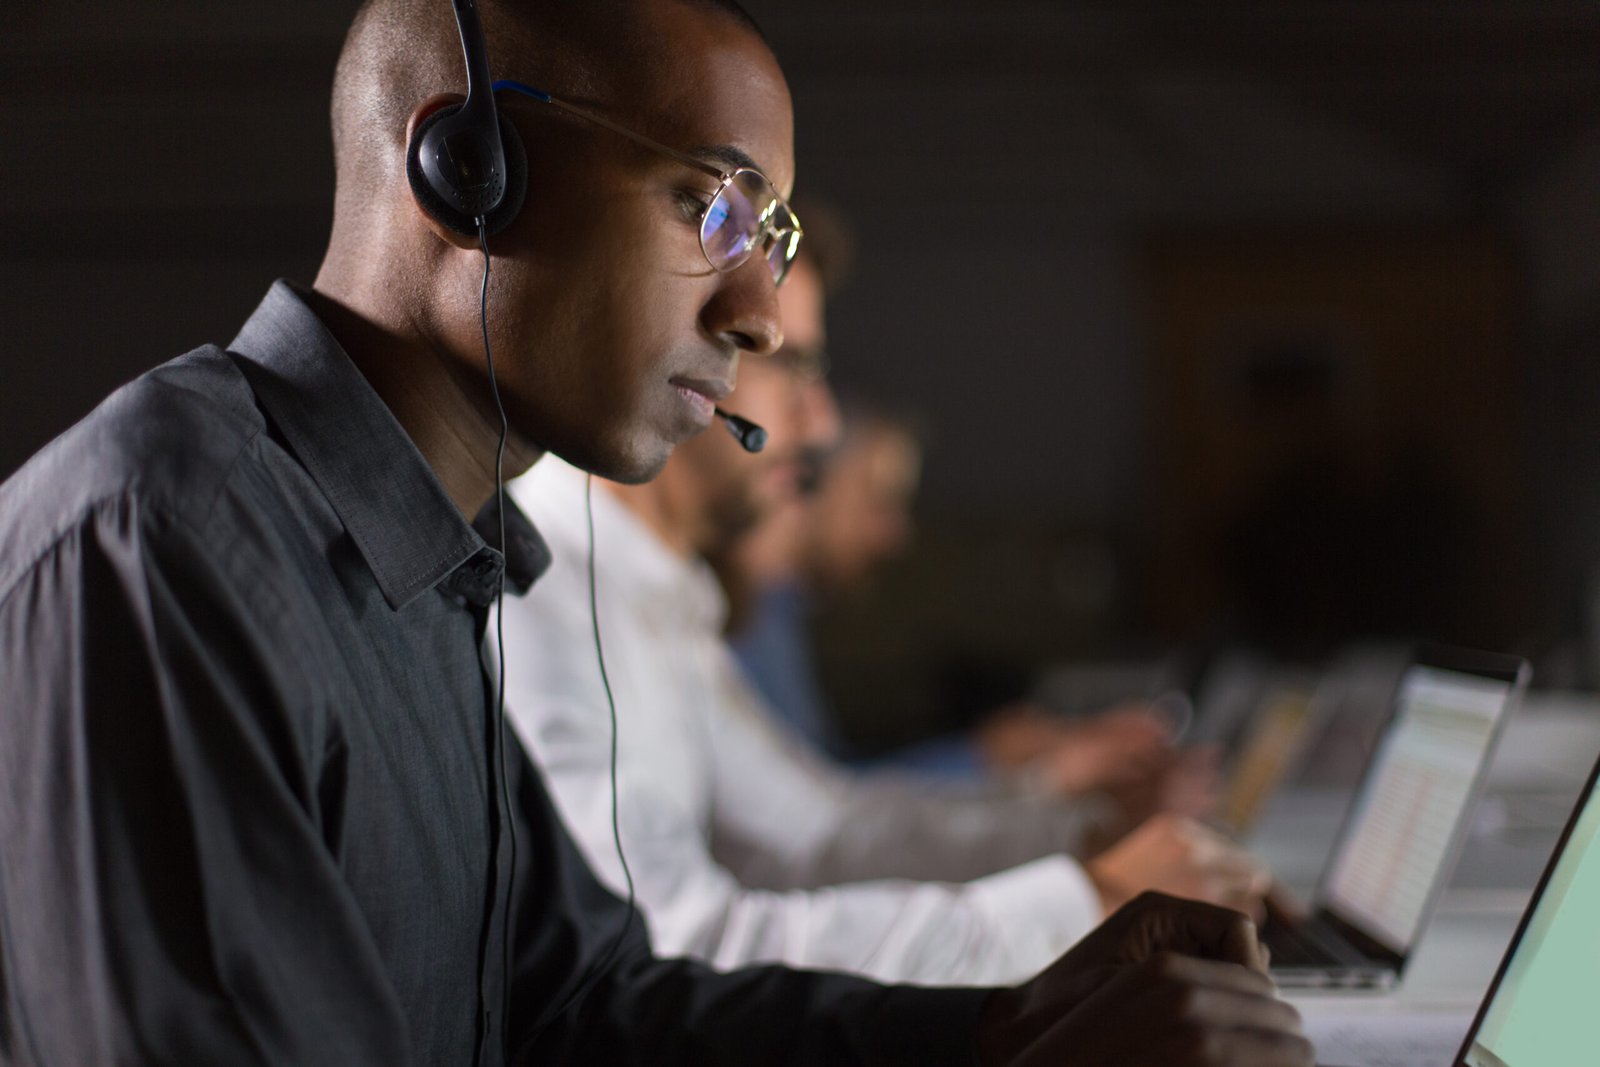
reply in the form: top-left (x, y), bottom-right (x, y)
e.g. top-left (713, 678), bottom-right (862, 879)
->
top-left (692, 143), bottom-right (762, 174)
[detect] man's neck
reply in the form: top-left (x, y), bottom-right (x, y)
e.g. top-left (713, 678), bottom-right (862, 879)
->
top-left (305, 280), bottom-right (540, 522)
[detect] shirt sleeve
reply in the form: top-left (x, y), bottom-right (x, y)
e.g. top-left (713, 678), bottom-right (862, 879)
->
top-left (0, 498), bottom-right (411, 1066)
top-left (510, 633), bottom-right (1098, 985)
top-left (707, 647), bottom-right (1103, 891)
top-left (502, 745), bottom-right (995, 1067)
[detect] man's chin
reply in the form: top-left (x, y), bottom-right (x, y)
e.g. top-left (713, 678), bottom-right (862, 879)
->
top-left (549, 438), bottom-right (673, 486)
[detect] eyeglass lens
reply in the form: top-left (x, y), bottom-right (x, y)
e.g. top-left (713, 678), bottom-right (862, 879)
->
top-left (699, 169), bottom-right (800, 284)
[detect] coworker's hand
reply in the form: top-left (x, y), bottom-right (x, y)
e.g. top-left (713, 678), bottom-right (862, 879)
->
top-left (1022, 703), bottom-right (1175, 796)
top-left (1265, 881), bottom-right (1310, 926)
top-left (976, 892), bottom-right (1312, 1067)
top-left (1086, 814), bottom-right (1271, 920)
top-left (1102, 743), bottom-right (1224, 826)
top-left (974, 702), bottom-right (1083, 770)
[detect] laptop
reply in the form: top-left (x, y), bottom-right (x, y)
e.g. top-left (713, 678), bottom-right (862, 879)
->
top-left (1453, 732), bottom-right (1600, 1067)
top-left (1313, 725), bottom-right (1600, 1066)
top-left (1262, 645), bottom-right (1529, 990)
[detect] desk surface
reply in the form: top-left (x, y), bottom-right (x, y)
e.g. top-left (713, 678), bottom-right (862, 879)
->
top-left (1291, 908), bottom-right (1522, 1065)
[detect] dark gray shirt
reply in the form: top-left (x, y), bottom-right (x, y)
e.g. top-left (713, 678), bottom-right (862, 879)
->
top-left (0, 282), bottom-right (987, 1066)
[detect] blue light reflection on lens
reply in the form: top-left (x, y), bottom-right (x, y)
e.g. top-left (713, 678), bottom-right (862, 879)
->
top-left (702, 193), bottom-right (746, 266)
top-left (704, 194), bottom-right (731, 236)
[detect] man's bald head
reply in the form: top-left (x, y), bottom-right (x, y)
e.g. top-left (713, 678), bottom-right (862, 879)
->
top-left (328, 0), bottom-right (767, 234)
top-left (314, 0), bottom-right (792, 489)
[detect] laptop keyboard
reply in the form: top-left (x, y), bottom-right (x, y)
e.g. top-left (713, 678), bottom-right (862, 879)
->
top-left (1266, 921), bottom-right (1338, 967)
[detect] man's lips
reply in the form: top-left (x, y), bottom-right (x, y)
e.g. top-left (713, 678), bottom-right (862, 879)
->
top-left (670, 375), bottom-right (733, 427)
top-left (670, 376), bottom-right (733, 404)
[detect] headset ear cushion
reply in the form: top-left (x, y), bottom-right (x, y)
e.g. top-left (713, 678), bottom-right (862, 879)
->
top-left (406, 104), bottom-right (529, 237)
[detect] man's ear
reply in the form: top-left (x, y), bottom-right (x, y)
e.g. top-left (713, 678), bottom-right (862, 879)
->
top-left (405, 92), bottom-right (528, 248)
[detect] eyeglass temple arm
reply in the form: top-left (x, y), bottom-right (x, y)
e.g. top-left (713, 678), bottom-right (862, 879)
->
top-left (491, 80), bottom-right (730, 184)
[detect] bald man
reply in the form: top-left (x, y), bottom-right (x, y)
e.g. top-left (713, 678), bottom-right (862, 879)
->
top-left (0, 2), bottom-right (1311, 1066)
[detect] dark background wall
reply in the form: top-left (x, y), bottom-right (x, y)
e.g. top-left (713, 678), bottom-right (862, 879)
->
top-left (5, 2), bottom-right (1600, 726)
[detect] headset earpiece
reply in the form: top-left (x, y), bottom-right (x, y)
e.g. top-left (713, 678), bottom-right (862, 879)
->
top-left (406, 0), bottom-right (526, 237)
top-left (407, 103), bottom-right (528, 237)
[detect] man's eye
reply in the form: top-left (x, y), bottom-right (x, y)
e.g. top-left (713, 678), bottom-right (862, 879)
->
top-left (676, 188), bottom-right (714, 223)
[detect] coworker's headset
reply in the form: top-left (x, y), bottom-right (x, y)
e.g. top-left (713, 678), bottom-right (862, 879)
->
top-left (408, 0), bottom-right (765, 450)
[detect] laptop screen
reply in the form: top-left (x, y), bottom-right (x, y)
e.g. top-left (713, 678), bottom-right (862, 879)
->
top-left (1320, 664), bottom-right (1514, 954)
top-left (1461, 760), bottom-right (1600, 1067)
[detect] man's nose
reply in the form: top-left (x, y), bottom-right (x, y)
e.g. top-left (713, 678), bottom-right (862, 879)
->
top-left (704, 258), bottom-right (783, 358)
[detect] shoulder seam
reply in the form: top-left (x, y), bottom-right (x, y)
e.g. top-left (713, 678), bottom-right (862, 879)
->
top-left (0, 420), bottom-right (261, 618)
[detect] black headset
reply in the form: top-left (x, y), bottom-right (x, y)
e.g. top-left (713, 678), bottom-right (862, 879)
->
top-left (410, 8), bottom-right (525, 1061)
top-left (408, 7), bottom-right (643, 1054)
top-left (407, 0), bottom-right (528, 236)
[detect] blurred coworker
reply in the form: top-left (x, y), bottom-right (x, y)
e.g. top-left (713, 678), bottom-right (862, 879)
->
top-left (727, 406), bottom-right (1192, 802)
top-left (500, 251), bottom-right (1269, 985)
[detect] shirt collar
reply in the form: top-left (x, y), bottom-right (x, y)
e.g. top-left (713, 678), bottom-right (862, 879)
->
top-left (228, 280), bottom-right (548, 610)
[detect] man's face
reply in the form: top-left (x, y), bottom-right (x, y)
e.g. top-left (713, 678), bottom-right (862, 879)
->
top-left (669, 255), bottom-right (842, 554)
top-left (474, 4), bottom-right (795, 484)
top-left (806, 421), bottom-right (921, 592)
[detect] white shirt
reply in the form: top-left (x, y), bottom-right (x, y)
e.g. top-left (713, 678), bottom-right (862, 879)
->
top-left (498, 458), bottom-right (1104, 985)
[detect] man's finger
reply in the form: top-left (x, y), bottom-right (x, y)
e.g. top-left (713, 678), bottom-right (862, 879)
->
top-left (1094, 891), bottom-right (1272, 973)
top-left (1265, 880), bottom-right (1309, 923)
top-left (1218, 888), bottom-right (1271, 926)
top-left (1220, 914), bottom-right (1271, 974)
top-left (1146, 951), bottom-right (1279, 999)
top-left (1166, 972), bottom-right (1305, 1036)
top-left (1202, 856), bottom-right (1273, 894)
top-left (1014, 956), bottom-right (1312, 1067)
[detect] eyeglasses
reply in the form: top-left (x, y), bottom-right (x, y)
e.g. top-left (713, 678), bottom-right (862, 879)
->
top-left (492, 80), bottom-right (804, 286)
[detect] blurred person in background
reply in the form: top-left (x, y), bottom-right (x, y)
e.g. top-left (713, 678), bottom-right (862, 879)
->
top-left (500, 212), bottom-right (1269, 986)
top-left (725, 399), bottom-right (1216, 815)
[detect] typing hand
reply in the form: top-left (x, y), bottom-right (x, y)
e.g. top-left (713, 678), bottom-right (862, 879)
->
top-left (976, 892), bottom-right (1312, 1067)
top-left (1086, 814), bottom-right (1273, 921)
top-left (1101, 743), bottom-right (1224, 826)
top-left (1029, 703), bottom-right (1175, 796)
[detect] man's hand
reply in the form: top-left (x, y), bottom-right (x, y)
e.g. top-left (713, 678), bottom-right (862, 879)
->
top-left (1086, 814), bottom-right (1271, 920)
top-left (978, 702), bottom-right (1175, 795)
top-left (1099, 743), bottom-right (1224, 827)
top-left (976, 893), bottom-right (1312, 1067)
top-left (1032, 703), bottom-right (1175, 795)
